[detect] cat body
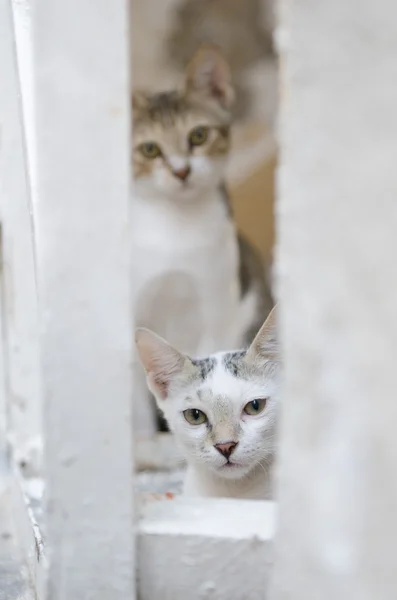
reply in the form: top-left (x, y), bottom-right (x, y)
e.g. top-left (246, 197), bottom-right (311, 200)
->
top-left (132, 188), bottom-right (243, 358)
top-left (136, 308), bottom-right (279, 500)
top-left (132, 46), bottom-right (272, 435)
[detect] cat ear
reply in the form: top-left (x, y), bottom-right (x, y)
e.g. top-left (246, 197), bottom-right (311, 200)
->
top-left (185, 44), bottom-right (234, 109)
top-left (132, 91), bottom-right (149, 112)
top-left (135, 328), bottom-right (191, 400)
top-left (246, 306), bottom-right (278, 364)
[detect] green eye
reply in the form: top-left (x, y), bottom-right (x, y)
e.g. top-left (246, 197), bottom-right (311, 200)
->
top-left (243, 398), bottom-right (267, 416)
top-left (188, 126), bottom-right (209, 147)
top-left (140, 142), bottom-right (162, 159)
top-left (183, 408), bottom-right (207, 425)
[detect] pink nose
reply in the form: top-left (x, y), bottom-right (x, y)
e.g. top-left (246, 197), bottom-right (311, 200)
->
top-left (215, 441), bottom-right (238, 459)
top-left (173, 166), bottom-right (191, 181)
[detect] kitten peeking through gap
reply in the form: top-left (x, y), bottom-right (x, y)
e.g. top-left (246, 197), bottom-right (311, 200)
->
top-left (136, 307), bottom-right (279, 500)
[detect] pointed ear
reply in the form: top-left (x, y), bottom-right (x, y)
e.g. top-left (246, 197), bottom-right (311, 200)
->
top-left (135, 328), bottom-right (191, 400)
top-left (132, 91), bottom-right (149, 112)
top-left (246, 306), bottom-right (278, 364)
top-left (185, 44), bottom-right (234, 109)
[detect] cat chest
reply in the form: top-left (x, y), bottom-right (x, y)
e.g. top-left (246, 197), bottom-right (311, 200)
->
top-left (131, 199), bottom-right (240, 283)
top-left (131, 236), bottom-right (238, 285)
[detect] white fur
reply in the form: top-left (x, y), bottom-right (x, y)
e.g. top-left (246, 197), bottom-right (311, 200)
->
top-left (136, 308), bottom-right (279, 499)
top-left (131, 153), bottom-right (257, 434)
top-left (168, 155), bottom-right (190, 172)
top-left (163, 355), bottom-right (278, 500)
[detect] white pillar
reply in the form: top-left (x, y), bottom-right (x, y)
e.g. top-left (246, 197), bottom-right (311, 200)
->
top-left (33, 0), bottom-right (135, 597)
top-left (11, 0), bottom-right (38, 208)
top-left (273, 1), bottom-right (397, 599)
top-left (0, 0), bottom-right (42, 475)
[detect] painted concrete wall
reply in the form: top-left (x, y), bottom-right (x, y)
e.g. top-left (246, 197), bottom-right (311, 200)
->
top-left (272, 0), bottom-right (397, 598)
top-left (0, 0), bottom-right (42, 476)
top-left (33, 0), bottom-right (135, 596)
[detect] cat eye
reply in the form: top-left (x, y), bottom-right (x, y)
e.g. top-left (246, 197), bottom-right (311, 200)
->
top-left (243, 398), bottom-right (267, 416)
top-left (183, 408), bottom-right (207, 425)
top-left (188, 126), bottom-right (209, 147)
top-left (139, 142), bottom-right (162, 159)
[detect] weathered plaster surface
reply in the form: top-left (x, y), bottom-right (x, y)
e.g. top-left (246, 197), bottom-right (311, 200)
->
top-left (33, 0), bottom-right (135, 597)
top-left (139, 498), bottom-right (275, 600)
top-left (272, 0), bottom-right (397, 598)
top-left (0, 485), bottom-right (34, 600)
top-left (0, 0), bottom-right (42, 475)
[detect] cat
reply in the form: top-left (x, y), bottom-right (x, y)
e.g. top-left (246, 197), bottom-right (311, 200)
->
top-left (131, 44), bottom-right (273, 436)
top-left (135, 307), bottom-right (279, 500)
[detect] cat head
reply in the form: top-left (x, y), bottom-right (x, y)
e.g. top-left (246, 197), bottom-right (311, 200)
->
top-left (135, 308), bottom-right (279, 481)
top-left (132, 44), bottom-right (234, 201)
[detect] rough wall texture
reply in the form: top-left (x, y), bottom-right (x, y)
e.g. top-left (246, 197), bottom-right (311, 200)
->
top-left (139, 498), bottom-right (275, 600)
top-left (0, 0), bottom-right (42, 475)
top-left (34, 0), bottom-right (135, 597)
top-left (272, 0), bottom-right (397, 598)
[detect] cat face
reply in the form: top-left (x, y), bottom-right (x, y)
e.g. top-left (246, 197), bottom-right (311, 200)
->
top-left (132, 44), bottom-right (234, 201)
top-left (136, 308), bottom-right (279, 481)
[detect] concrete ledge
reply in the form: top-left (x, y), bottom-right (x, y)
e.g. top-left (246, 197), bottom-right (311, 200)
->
top-left (138, 497), bottom-right (276, 600)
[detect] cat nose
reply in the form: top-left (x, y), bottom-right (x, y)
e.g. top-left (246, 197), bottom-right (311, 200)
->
top-left (215, 441), bottom-right (238, 459)
top-left (173, 166), bottom-right (191, 181)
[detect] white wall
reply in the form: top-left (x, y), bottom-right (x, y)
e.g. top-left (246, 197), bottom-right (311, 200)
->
top-left (272, 0), bottom-right (397, 598)
top-left (32, 0), bottom-right (136, 596)
top-left (0, 0), bottom-right (42, 476)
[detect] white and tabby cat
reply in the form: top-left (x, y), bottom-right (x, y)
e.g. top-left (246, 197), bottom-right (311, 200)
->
top-left (136, 308), bottom-right (279, 500)
top-left (132, 44), bottom-right (273, 435)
